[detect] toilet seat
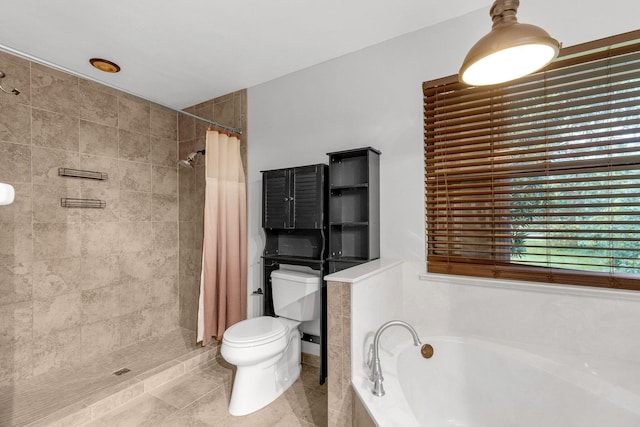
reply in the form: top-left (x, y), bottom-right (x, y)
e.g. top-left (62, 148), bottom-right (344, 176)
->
top-left (223, 316), bottom-right (287, 348)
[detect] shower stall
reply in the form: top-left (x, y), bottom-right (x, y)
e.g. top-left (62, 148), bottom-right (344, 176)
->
top-left (0, 49), bottom-right (247, 426)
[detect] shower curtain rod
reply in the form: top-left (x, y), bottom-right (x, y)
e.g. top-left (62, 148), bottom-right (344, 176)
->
top-left (179, 110), bottom-right (243, 136)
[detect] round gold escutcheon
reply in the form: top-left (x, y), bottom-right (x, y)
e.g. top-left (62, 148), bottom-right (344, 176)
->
top-left (421, 344), bottom-right (434, 359)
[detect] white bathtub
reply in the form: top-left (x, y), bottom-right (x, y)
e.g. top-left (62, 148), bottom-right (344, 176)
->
top-left (353, 336), bottom-right (640, 427)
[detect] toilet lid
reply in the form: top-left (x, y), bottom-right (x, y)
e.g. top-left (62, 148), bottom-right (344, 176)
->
top-left (223, 316), bottom-right (286, 346)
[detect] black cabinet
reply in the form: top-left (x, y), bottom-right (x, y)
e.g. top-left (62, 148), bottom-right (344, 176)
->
top-left (261, 163), bottom-right (328, 385)
top-left (263, 165), bottom-right (326, 229)
top-left (327, 147), bottom-right (380, 273)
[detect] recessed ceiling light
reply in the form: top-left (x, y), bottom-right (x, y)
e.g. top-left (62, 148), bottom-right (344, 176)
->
top-left (89, 58), bottom-right (121, 73)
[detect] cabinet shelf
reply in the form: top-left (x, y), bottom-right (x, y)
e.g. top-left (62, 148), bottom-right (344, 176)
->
top-left (327, 256), bottom-right (369, 262)
top-left (330, 183), bottom-right (369, 191)
top-left (330, 222), bottom-right (369, 227)
top-left (262, 255), bottom-right (324, 264)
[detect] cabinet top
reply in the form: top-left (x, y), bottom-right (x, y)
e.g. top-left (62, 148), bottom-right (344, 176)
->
top-left (326, 146), bottom-right (381, 156)
top-left (260, 163), bottom-right (327, 173)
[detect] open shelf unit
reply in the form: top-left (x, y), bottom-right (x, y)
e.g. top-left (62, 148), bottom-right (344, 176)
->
top-left (327, 147), bottom-right (380, 273)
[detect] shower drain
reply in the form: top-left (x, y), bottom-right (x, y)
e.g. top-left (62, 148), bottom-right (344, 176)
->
top-left (113, 368), bottom-right (131, 376)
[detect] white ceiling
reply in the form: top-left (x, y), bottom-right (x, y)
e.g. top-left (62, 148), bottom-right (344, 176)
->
top-left (0, 0), bottom-right (490, 110)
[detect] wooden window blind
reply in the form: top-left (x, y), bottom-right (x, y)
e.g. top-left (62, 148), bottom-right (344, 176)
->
top-left (423, 30), bottom-right (640, 291)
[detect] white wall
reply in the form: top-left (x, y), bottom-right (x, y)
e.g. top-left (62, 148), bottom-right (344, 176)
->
top-left (247, 0), bottom-right (640, 311)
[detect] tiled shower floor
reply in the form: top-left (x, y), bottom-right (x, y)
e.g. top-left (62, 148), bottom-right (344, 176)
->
top-left (0, 328), bottom-right (327, 426)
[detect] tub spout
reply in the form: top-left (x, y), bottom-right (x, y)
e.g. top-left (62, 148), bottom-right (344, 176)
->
top-left (369, 320), bottom-right (421, 397)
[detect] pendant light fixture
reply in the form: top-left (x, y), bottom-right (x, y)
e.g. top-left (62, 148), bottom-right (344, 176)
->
top-left (459, 0), bottom-right (560, 86)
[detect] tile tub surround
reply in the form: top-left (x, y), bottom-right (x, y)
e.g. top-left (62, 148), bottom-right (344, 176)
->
top-left (325, 259), bottom-right (403, 427)
top-left (327, 259), bottom-right (640, 426)
top-left (0, 48), bottom-right (180, 384)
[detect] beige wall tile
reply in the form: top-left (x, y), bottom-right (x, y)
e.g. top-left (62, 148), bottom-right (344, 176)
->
top-left (0, 300), bottom-right (32, 345)
top-left (178, 276), bottom-right (198, 331)
top-left (178, 221), bottom-right (195, 251)
top-left (120, 309), bottom-right (153, 346)
top-left (153, 221), bottom-right (178, 251)
top-left (151, 276), bottom-right (178, 308)
top-left (342, 287), bottom-right (351, 318)
top-left (31, 108), bottom-right (79, 152)
top-left (178, 113), bottom-right (195, 142)
top-left (194, 101), bottom-right (213, 121)
top-left (33, 223), bottom-right (82, 260)
top-left (151, 136), bottom-right (177, 167)
top-left (119, 279), bottom-right (151, 315)
top-left (33, 292), bottom-right (82, 337)
top-left (213, 99), bottom-right (235, 129)
top-left (32, 327), bottom-right (82, 375)
top-left (353, 389), bottom-right (376, 427)
top-left (0, 341), bottom-right (33, 383)
top-left (119, 160), bottom-right (152, 192)
top-left (79, 254), bottom-right (120, 290)
top-left (151, 303), bottom-right (179, 337)
top-left (81, 318), bottom-right (121, 361)
top-left (150, 105), bottom-right (177, 140)
top-left (327, 344), bottom-right (343, 410)
top-left (119, 221), bottom-right (153, 253)
top-left (151, 250), bottom-right (178, 280)
top-left (82, 285), bottom-right (120, 323)
top-left (81, 222), bottom-right (120, 256)
top-left (118, 191), bottom-right (151, 221)
top-left (31, 63), bottom-right (79, 117)
top-left (33, 257), bottom-right (82, 299)
top-left (32, 183), bottom-right (82, 223)
top-left (152, 166), bottom-right (177, 195)
top-left (119, 129), bottom-right (151, 163)
top-left (118, 95), bottom-right (150, 134)
top-left (0, 261), bottom-right (32, 305)
top-left (79, 120), bottom-right (118, 157)
top-left (0, 222), bottom-right (33, 264)
top-left (80, 187), bottom-right (119, 223)
top-left (119, 252), bottom-right (153, 284)
top-left (79, 84), bottom-right (118, 127)
top-left (31, 146), bottom-right (79, 187)
top-left (0, 99), bottom-right (31, 144)
top-left (78, 154), bottom-right (119, 190)
top-left (152, 194), bottom-right (177, 222)
top-left (0, 183), bottom-right (32, 223)
top-left (0, 141), bottom-right (31, 183)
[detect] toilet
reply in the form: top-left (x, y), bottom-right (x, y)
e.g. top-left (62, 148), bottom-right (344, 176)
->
top-left (221, 268), bottom-right (321, 416)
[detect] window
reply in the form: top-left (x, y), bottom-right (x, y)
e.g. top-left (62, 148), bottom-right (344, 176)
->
top-left (423, 30), bottom-right (640, 290)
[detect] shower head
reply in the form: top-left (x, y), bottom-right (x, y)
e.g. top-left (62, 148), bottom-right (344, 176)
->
top-left (178, 149), bottom-right (205, 168)
top-left (178, 158), bottom-right (194, 168)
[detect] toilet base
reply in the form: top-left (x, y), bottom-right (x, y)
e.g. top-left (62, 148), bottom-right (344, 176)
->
top-left (228, 359), bottom-right (301, 416)
top-left (227, 328), bottom-right (302, 416)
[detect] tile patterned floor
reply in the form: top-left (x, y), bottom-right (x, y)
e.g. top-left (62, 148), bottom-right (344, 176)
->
top-left (94, 359), bottom-right (327, 426)
top-left (1, 327), bottom-right (327, 426)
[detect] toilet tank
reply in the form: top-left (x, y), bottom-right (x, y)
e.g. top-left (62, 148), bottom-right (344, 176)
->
top-left (271, 269), bottom-right (321, 321)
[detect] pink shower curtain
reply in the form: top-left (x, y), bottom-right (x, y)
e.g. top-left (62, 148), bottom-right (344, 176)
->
top-left (197, 130), bottom-right (247, 345)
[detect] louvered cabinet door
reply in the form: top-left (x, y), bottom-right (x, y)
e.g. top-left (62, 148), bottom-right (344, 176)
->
top-left (262, 169), bottom-right (291, 228)
top-left (292, 165), bottom-right (324, 229)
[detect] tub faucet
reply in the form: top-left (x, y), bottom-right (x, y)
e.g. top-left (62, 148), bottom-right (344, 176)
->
top-left (369, 320), bottom-right (421, 397)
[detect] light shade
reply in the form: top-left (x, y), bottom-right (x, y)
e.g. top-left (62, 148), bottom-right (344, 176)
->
top-left (460, 0), bottom-right (560, 86)
top-left (0, 182), bottom-right (15, 206)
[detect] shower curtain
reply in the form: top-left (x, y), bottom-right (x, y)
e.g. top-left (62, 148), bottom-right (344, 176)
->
top-left (197, 130), bottom-right (247, 345)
